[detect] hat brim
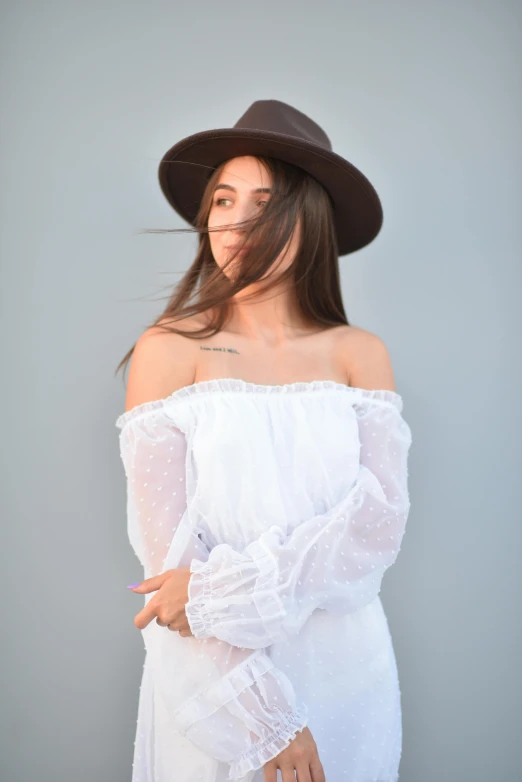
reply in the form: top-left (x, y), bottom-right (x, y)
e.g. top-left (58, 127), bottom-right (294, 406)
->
top-left (158, 128), bottom-right (383, 256)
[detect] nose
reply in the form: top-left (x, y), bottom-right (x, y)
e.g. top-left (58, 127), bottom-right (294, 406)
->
top-left (231, 201), bottom-right (258, 228)
top-left (225, 204), bottom-right (259, 246)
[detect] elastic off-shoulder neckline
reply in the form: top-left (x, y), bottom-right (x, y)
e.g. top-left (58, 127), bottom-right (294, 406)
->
top-left (115, 377), bottom-right (404, 430)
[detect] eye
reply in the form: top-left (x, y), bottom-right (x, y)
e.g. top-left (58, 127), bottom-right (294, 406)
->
top-left (214, 197), bottom-right (269, 208)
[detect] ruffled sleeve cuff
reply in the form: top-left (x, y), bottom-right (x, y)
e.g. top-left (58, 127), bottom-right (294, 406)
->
top-left (185, 532), bottom-right (289, 647)
top-left (227, 705), bottom-right (308, 780)
top-left (167, 645), bottom-right (309, 780)
top-left (185, 558), bottom-right (215, 638)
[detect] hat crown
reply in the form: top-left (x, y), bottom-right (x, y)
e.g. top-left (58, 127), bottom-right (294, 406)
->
top-left (233, 99), bottom-right (332, 152)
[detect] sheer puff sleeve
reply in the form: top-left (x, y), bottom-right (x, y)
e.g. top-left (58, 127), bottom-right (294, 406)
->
top-left (116, 407), bottom-right (308, 780)
top-left (185, 392), bottom-right (413, 649)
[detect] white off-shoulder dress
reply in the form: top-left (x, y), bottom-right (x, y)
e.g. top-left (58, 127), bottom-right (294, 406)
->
top-left (115, 378), bottom-right (413, 782)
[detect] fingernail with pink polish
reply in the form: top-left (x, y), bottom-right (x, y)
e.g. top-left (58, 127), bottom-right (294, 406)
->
top-left (127, 583), bottom-right (141, 588)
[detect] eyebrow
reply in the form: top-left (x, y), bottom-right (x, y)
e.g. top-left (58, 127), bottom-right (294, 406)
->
top-left (213, 184), bottom-right (272, 194)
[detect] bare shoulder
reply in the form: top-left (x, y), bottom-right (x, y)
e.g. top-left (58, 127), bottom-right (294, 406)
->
top-left (339, 325), bottom-right (396, 392)
top-left (124, 315), bottom-right (204, 412)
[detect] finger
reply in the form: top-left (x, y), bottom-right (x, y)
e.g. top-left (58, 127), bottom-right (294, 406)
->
top-left (165, 618), bottom-right (182, 630)
top-left (280, 762), bottom-right (297, 782)
top-left (133, 597), bottom-right (160, 630)
top-left (263, 762), bottom-right (277, 782)
top-left (129, 573), bottom-right (166, 594)
top-left (171, 619), bottom-right (191, 635)
top-left (174, 616), bottom-right (193, 634)
top-left (309, 758), bottom-right (326, 782)
top-left (296, 763), bottom-right (312, 782)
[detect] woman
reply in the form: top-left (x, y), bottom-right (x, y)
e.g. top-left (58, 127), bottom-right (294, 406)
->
top-left (115, 100), bottom-right (413, 782)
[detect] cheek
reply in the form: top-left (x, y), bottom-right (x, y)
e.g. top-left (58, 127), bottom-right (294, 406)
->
top-left (206, 205), bottom-right (222, 232)
top-left (207, 206), bottom-right (230, 230)
top-left (207, 214), bottom-right (221, 247)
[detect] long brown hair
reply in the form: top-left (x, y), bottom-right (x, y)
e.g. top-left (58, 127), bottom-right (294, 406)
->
top-left (115, 155), bottom-right (350, 381)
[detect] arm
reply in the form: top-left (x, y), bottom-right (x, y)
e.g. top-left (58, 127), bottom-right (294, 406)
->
top-left (184, 390), bottom-right (412, 649)
top-left (117, 405), bottom-right (308, 780)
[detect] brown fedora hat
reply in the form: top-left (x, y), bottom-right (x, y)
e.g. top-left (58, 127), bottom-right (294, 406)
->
top-left (158, 99), bottom-right (383, 256)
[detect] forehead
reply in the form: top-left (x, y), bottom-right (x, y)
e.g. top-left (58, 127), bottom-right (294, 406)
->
top-left (219, 155), bottom-right (272, 185)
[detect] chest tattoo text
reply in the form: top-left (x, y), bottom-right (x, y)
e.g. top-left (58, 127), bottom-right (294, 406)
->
top-left (200, 346), bottom-right (240, 354)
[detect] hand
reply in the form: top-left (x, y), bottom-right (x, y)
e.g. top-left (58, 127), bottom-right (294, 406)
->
top-left (263, 726), bottom-right (325, 782)
top-left (129, 568), bottom-right (194, 637)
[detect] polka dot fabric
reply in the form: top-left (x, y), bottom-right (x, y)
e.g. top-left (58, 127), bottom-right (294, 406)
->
top-left (116, 379), bottom-right (413, 782)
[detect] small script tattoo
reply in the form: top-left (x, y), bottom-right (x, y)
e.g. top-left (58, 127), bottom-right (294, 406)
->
top-left (200, 346), bottom-right (240, 354)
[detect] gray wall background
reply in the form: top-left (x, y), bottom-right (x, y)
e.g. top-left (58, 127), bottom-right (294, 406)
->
top-left (2, 1), bottom-right (520, 780)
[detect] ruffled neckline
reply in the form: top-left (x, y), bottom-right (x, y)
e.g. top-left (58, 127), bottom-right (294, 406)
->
top-left (115, 377), bottom-right (404, 429)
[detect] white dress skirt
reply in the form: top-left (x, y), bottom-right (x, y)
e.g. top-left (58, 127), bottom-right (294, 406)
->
top-left (115, 378), bottom-right (413, 782)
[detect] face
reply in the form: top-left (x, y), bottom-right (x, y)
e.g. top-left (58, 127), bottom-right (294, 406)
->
top-left (207, 155), bottom-right (301, 280)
